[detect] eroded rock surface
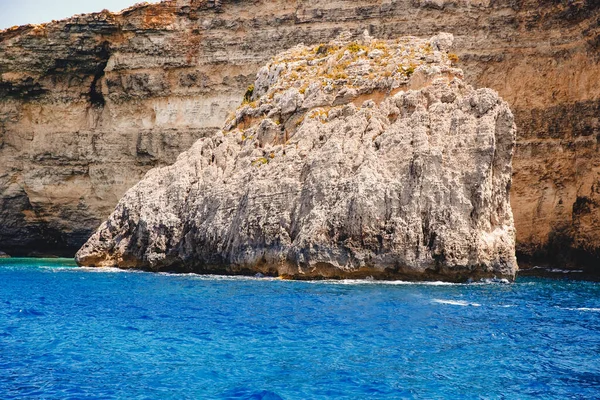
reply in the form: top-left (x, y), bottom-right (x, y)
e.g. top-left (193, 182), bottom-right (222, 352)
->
top-left (1, 0), bottom-right (599, 268)
top-left (76, 34), bottom-right (517, 281)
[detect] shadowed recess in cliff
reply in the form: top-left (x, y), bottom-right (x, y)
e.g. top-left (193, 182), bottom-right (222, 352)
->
top-left (0, 188), bottom-right (94, 257)
top-left (512, 98), bottom-right (600, 272)
top-left (89, 41), bottom-right (111, 107)
top-left (0, 77), bottom-right (47, 98)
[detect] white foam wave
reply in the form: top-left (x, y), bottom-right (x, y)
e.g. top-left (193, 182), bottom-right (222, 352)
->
top-left (549, 269), bottom-right (584, 274)
top-left (69, 269), bottom-right (479, 285)
top-left (163, 273), bottom-right (279, 282)
top-left (477, 278), bottom-right (511, 284)
top-left (308, 279), bottom-right (460, 286)
top-left (78, 267), bottom-right (145, 274)
top-left (29, 266), bottom-right (514, 287)
top-left (39, 266), bottom-right (77, 271)
top-left (433, 299), bottom-right (481, 307)
top-left (559, 307), bottom-right (600, 312)
top-left (527, 266), bottom-right (583, 273)
top-left (44, 267), bottom-right (278, 280)
top-left (307, 278), bottom-right (514, 286)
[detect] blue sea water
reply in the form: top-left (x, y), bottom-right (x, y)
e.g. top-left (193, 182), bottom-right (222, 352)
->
top-left (1, 259), bottom-right (599, 399)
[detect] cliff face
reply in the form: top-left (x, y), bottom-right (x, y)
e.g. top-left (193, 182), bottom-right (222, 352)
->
top-left (0, 1), bottom-right (241, 255)
top-left (0, 0), bottom-right (599, 268)
top-left (76, 34), bottom-right (517, 281)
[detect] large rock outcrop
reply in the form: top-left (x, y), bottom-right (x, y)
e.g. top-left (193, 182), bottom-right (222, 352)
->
top-left (76, 34), bottom-right (518, 281)
top-left (1, 0), bottom-right (599, 271)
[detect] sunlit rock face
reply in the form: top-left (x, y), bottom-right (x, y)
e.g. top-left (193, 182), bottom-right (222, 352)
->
top-left (1, 0), bottom-right (599, 271)
top-left (76, 33), bottom-right (518, 281)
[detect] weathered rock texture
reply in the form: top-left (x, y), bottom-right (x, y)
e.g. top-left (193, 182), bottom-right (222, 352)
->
top-left (76, 34), bottom-right (518, 281)
top-left (0, 1), bottom-right (241, 255)
top-left (1, 0), bottom-right (599, 269)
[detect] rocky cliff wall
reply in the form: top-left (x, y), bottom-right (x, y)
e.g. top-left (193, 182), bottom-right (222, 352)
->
top-left (76, 33), bottom-right (518, 281)
top-left (0, 0), bottom-right (599, 268)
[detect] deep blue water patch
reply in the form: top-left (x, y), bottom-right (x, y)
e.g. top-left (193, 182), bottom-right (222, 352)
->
top-left (1, 258), bottom-right (600, 399)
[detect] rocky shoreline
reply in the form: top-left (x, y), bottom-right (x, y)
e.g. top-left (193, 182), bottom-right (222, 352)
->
top-left (1, 0), bottom-right (599, 274)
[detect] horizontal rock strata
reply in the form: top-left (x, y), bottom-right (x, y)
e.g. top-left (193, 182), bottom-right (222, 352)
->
top-left (0, 0), bottom-right (599, 270)
top-left (76, 34), bottom-right (518, 281)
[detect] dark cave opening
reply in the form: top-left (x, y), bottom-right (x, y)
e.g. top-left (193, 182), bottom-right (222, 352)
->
top-left (89, 41), bottom-right (111, 107)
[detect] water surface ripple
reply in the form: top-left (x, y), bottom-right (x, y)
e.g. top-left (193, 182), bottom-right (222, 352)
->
top-left (1, 258), bottom-right (599, 399)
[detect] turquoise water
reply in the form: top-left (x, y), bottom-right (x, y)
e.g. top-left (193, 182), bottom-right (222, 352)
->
top-left (1, 259), bottom-right (600, 399)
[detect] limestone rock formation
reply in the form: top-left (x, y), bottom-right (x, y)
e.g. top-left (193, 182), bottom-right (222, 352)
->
top-left (1, 0), bottom-right (599, 271)
top-left (0, 2), bottom-right (241, 256)
top-left (76, 34), bottom-right (518, 281)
